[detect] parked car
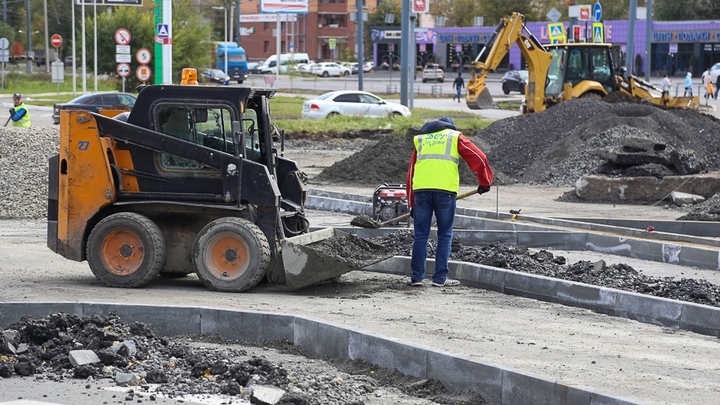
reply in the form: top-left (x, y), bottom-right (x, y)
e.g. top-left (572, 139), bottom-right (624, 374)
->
top-left (200, 68), bottom-right (230, 85)
top-left (301, 90), bottom-right (411, 119)
top-left (309, 62), bottom-right (351, 77)
top-left (422, 64), bottom-right (444, 83)
top-left (295, 62), bottom-right (317, 74)
top-left (363, 61), bottom-right (374, 72)
top-left (247, 62), bottom-right (261, 74)
top-left (342, 62), bottom-right (360, 75)
top-left (52, 92), bottom-right (136, 125)
top-left (501, 69), bottom-right (529, 95)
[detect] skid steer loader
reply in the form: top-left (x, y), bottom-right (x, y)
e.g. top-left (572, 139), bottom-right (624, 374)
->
top-left (46, 69), bottom-right (392, 293)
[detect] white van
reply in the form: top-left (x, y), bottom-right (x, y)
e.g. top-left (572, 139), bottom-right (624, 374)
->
top-left (258, 53), bottom-right (310, 74)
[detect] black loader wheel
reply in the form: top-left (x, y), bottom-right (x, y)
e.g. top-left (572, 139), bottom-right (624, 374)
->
top-left (87, 212), bottom-right (166, 288)
top-left (193, 218), bottom-right (270, 292)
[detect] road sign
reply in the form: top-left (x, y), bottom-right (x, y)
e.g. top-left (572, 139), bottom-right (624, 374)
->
top-left (329, 38), bottom-right (336, 50)
top-left (116, 62), bottom-right (131, 78)
top-left (136, 48), bottom-right (151, 64)
top-left (593, 2), bottom-right (603, 22)
top-left (547, 8), bottom-right (562, 23)
top-left (116, 45), bottom-right (130, 54)
top-left (115, 28), bottom-right (131, 45)
top-left (116, 54), bottom-right (131, 63)
top-left (579, 6), bottom-right (591, 21)
top-left (0, 37), bottom-right (8, 50)
top-left (412, 0), bottom-right (429, 14)
top-left (51, 34), bottom-right (63, 48)
top-left (156, 24), bottom-right (169, 38)
top-left (592, 22), bottom-right (604, 43)
top-left (136, 64), bottom-right (152, 82)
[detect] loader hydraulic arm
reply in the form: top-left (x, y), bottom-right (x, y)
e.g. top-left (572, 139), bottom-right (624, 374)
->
top-left (466, 12), bottom-right (553, 113)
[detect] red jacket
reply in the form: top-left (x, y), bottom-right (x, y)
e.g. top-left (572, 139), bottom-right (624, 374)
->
top-left (406, 133), bottom-right (493, 207)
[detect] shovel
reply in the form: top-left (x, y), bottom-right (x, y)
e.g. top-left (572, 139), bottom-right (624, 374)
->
top-left (351, 188), bottom-right (479, 229)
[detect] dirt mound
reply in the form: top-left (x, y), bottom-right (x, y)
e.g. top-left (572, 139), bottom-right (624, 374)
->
top-left (316, 99), bottom-right (720, 189)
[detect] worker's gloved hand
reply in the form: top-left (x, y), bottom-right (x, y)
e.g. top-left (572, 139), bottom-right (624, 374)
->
top-left (8, 109), bottom-right (14, 116)
top-left (477, 185), bottom-right (491, 195)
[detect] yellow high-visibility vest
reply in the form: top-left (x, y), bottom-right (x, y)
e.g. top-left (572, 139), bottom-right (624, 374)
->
top-left (412, 129), bottom-right (461, 193)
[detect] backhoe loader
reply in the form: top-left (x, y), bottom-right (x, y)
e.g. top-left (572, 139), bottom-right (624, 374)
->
top-left (466, 12), bottom-right (699, 112)
top-left (46, 69), bottom-right (392, 293)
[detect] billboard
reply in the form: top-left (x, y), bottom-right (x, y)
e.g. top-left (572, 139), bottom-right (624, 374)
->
top-left (260, 0), bottom-right (309, 14)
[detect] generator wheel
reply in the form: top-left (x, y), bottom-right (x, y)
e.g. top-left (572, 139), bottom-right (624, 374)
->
top-left (193, 218), bottom-right (270, 292)
top-left (87, 212), bottom-right (165, 288)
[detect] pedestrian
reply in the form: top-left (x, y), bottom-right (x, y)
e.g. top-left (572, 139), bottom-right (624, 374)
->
top-left (660, 73), bottom-right (672, 96)
top-left (715, 74), bottom-right (720, 99)
top-left (452, 72), bottom-right (464, 103)
top-left (683, 71), bottom-right (693, 97)
top-left (703, 71), bottom-right (714, 100)
top-left (405, 116), bottom-right (493, 287)
top-left (9, 93), bottom-right (30, 127)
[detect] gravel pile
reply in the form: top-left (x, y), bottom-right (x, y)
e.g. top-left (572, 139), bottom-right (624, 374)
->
top-left (318, 99), bottom-right (720, 188)
top-left (676, 192), bottom-right (720, 221)
top-left (370, 230), bottom-right (720, 307)
top-left (0, 312), bottom-right (488, 404)
top-left (0, 127), bottom-right (58, 219)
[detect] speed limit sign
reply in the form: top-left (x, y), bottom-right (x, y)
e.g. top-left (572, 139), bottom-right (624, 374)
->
top-left (136, 64), bottom-right (152, 82)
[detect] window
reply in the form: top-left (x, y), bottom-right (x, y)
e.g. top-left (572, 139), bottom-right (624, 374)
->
top-left (156, 105), bottom-right (235, 170)
top-left (334, 93), bottom-right (360, 103)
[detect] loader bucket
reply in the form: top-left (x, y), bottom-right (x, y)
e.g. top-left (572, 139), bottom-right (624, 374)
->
top-left (280, 228), bottom-right (395, 290)
top-left (468, 87), bottom-right (496, 109)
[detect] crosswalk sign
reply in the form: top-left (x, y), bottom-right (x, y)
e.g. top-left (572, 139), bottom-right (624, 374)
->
top-left (592, 22), bottom-right (604, 43)
top-left (157, 24), bottom-right (169, 38)
top-left (548, 23), bottom-right (566, 44)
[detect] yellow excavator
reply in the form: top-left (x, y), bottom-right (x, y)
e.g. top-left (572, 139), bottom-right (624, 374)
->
top-left (466, 12), bottom-right (699, 113)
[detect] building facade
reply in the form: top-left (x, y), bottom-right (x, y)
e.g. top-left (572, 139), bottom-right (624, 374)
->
top-left (238, 0), bottom-right (378, 63)
top-left (368, 19), bottom-right (720, 78)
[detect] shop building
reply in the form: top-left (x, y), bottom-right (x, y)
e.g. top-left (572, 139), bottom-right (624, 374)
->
top-left (369, 19), bottom-right (720, 78)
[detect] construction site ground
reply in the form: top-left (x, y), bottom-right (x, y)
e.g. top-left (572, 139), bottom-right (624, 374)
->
top-left (2, 154), bottom-right (719, 405)
top-left (2, 87), bottom-right (720, 404)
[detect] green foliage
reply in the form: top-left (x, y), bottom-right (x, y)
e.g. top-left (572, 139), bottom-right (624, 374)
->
top-left (654, 0), bottom-right (720, 21)
top-left (3, 72), bottom-right (119, 103)
top-left (268, 96), bottom-right (491, 136)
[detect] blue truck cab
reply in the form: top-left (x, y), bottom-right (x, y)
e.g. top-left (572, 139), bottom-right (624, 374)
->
top-left (216, 42), bottom-right (248, 84)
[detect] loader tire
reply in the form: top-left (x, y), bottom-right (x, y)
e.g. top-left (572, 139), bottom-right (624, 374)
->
top-left (87, 212), bottom-right (165, 288)
top-left (193, 218), bottom-right (270, 292)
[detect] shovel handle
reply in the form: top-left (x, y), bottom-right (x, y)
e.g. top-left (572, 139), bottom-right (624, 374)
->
top-left (381, 188), bottom-right (480, 226)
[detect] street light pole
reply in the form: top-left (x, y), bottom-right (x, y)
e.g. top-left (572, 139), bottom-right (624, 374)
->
top-left (213, 6), bottom-right (228, 74)
top-left (25, 0), bottom-right (31, 74)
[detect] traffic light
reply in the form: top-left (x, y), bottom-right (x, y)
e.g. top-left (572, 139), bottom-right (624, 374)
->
top-left (573, 25), bottom-right (581, 42)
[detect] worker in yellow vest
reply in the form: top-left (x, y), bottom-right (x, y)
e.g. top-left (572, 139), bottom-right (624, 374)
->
top-left (9, 93), bottom-right (31, 127)
top-left (405, 116), bottom-right (493, 287)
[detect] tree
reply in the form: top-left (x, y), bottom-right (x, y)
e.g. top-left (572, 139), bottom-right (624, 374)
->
top-left (654, 0), bottom-right (720, 21)
top-left (83, 0), bottom-right (212, 89)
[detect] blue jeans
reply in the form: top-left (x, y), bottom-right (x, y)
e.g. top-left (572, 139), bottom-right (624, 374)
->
top-left (410, 190), bottom-right (457, 284)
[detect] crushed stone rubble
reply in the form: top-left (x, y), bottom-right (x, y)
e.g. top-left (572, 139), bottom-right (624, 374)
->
top-left (369, 229), bottom-right (720, 308)
top-left (0, 312), bottom-right (489, 404)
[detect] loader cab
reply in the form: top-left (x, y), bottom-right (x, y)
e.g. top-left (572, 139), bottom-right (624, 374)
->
top-left (545, 44), bottom-right (617, 97)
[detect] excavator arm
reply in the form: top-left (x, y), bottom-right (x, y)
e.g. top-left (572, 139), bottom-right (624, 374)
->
top-left (466, 12), bottom-right (553, 112)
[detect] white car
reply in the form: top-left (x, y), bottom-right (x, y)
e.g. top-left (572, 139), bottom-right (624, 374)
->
top-left (309, 62), bottom-right (351, 77)
top-left (295, 62), bottom-right (317, 73)
top-left (301, 90), bottom-right (412, 119)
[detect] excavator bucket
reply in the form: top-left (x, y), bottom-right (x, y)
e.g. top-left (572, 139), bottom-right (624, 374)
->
top-left (468, 87), bottom-right (496, 110)
top-left (280, 228), bottom-right (395, 290)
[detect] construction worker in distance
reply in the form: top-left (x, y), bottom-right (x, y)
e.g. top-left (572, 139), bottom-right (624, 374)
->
top-left (9, 93), bottom-right (30, 127)
top-left (405, 116), bottom-right (493, 288)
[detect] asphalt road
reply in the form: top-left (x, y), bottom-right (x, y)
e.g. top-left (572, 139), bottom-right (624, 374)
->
top-left (4, 71), bottom-right (718, 127)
